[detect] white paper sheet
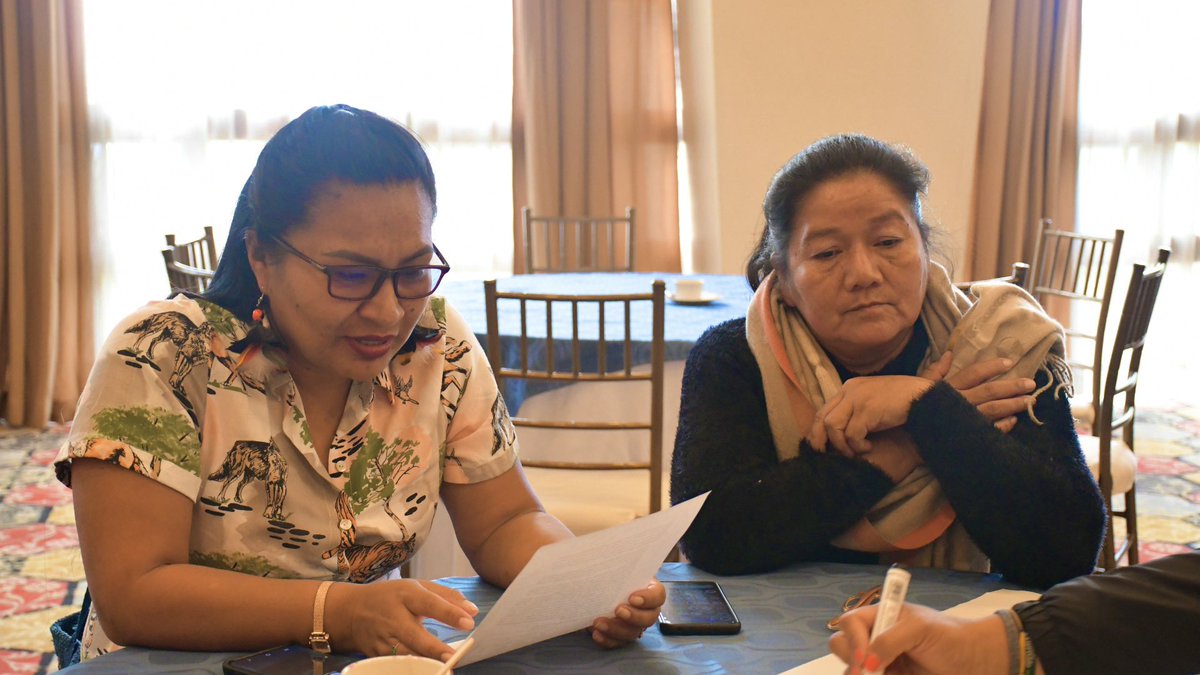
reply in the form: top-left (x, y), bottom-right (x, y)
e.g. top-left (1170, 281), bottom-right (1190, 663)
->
top-left (778, 588), bottom-right (1042, 674)
top-left (453, 492), bottom-right (709, 666)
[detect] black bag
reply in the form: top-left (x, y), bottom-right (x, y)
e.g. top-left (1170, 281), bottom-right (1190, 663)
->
top-left (49, 590), bottom-right (90, 668)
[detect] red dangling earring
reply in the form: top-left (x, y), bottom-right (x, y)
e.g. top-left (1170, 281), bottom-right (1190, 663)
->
top-left (252, 294), bottom-right (270, 329)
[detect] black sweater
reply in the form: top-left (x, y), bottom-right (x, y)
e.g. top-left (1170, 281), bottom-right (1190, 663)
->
top-left (670, 318), bottom-right (1106, 589)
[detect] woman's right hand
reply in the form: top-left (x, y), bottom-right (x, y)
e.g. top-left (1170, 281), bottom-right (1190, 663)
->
top-left (828, 602), bottom-right (1012, 675)
top-left (327, 579), bottom-right (478, 659)
top-left (921, 352), bottom-right (1036, 433)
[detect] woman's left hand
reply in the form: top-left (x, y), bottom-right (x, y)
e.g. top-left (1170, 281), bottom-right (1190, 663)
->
top-left (922, 352), bottom-right (1036, 433)
top-left (811, 376), bottom-right (936, 456)
top-left (588, 580), bottom-right (667, 648)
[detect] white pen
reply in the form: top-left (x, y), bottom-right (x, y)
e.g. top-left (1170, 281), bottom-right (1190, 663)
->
top-left (864, 565), bottom-right (912, 675)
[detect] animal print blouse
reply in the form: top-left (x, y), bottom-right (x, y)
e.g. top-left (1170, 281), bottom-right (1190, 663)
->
top-left (54, 294), bottom-right (518, 659)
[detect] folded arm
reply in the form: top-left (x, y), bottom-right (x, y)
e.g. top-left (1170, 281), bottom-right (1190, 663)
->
top-left (906, 373), bottom-right (1106, 588)
top-left (671, 320), bottom-right (893, 575)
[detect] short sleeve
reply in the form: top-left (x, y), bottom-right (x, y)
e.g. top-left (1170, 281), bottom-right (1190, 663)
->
top-left (54, 296), bottom-right (212, 500)
top-left (436, 300), bottom-right (518, 484)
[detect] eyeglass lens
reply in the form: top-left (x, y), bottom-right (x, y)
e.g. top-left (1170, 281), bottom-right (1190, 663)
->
top-left (327, 266), bottom-right (445, 300)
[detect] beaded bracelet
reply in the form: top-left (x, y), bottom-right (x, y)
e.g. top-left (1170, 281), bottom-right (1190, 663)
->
top-left (1018, 628), bottom-right (1038, 675)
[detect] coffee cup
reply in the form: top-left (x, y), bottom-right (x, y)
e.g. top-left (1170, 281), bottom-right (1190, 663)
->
top-left (340, 654), bottom-right (449, 674)
top-left (674, 278), bottom-right (704, 301)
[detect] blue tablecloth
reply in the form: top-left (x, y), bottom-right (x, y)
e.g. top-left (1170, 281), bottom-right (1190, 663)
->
top-left (438, 273), bottom-right (753, 363)
top-left (61, 562), bottom-right (1029, 675)
top-left (438, 273), bottom-right (752, 411)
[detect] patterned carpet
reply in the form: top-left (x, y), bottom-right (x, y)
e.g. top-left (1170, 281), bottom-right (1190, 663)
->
top-left (2, 405), bottom-right (1199, 674)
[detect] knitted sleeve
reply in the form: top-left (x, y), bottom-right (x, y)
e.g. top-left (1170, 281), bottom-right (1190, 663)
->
top-left (907, 373), bottom-right (1107, 589)
top-left (671, 319), bottom-right (894, 575)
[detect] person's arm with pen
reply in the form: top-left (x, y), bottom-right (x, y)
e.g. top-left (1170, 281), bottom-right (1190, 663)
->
top-left (830, 603), bottom-right (1035, 675)
top-left (829, 551), bottom-right (1200, 675)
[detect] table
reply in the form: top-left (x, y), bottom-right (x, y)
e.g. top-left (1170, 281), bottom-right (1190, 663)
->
top-left (61, 562), bottom-right (1030, 674)
top-left (438, 273), bottom-right (753, 365)
top-left (438, 272), bottom-right (751, 431)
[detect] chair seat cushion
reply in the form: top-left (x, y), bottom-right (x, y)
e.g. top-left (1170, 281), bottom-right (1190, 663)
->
top-left (514, 361), bottom-right (684, 466)
top-left (1077, 435), bottom-right (1137, 495)
top-left (523, 467), bottom-right (670, 536)
top-left (1070, 401), bottom-right (1095, 434)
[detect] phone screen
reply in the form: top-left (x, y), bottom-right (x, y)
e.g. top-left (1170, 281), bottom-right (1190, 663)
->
top-left (658, 580), bottom-right (741, 635)
top-left (222, 645), bottom-right (360, 675)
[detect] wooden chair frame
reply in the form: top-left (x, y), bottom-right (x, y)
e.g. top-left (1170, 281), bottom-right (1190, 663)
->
top-left (521, 206), bottom-right (636, 274)
top-left (165, 225), bottom-right (219, 272)
top-left (162, 226), bottom-right (219, 294)
top-left (1095, 248), bottom-right (1169, 571)
top-left (483, 279), bottom-right (666, 516)
top-left (1029, 220), bottom-right (1124, 426)
top-left (161, 250), bottom-right (216, 294)
top-left (954, 261), bottom-right (1030, 293)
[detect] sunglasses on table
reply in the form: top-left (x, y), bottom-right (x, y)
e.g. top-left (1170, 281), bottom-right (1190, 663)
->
top-left (269, 235), bottom-right (450, 301)
top-left (826, 584), bottom-right (883, 631)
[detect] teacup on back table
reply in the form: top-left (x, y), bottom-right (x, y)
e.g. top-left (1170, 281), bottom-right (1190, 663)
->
top-left (674, 279), bottom-right (704, 301)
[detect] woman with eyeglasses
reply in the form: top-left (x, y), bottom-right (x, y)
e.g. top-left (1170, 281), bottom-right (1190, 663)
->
top-left (54, 105), bottom-right (664, 664)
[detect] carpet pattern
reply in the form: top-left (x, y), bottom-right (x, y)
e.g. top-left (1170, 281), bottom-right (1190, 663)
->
top-left (2, 405), bottom-right (1199, 674)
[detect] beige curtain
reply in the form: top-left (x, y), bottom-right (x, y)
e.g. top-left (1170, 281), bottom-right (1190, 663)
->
top-left (0, 0), bottom-right (94, 428)
top-left (967, 0), bottom-right (1081, 280)
top-left (512, 0), bottom-right (680, 273)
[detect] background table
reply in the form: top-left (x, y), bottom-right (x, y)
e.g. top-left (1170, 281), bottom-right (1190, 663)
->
top-left (61, 561), bottom-right (1031, 674)
top-left (438, 273), bottom-right (753, 366)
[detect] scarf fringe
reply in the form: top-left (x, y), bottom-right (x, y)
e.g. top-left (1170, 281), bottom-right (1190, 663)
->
top-left (1027, 353), bottom-right (1074, 425)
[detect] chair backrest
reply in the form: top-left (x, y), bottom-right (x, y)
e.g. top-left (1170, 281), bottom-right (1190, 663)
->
top-left (1094, 248), bottom-right (1169, 570)
top-left (165, 225), bottom-right (219, 272)
top-left (161, 248), bottom-right (216, 294)
top-left (954, 261), bottom-right (1030, 294)
top-left (483, 279), bottom-right (666, 514)
top-left (1097, 249), bottom-right (1169, 487)
top-left (521, 207), bottom-right (636, 274)
top-left (1029, 220), bottom-right (1124, 424)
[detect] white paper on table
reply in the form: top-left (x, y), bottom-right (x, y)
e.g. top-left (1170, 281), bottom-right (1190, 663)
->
top-left (778, 588), bottom-right (1042, 674)
top-left (451, 492), bottom-right (709, 666)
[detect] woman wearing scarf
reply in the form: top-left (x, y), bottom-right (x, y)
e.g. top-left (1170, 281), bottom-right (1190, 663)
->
top-left (671, 134), bottom-right (1105, 589)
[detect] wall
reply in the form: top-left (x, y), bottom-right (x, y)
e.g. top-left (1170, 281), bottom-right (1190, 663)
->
top-left (678, 0), bottom-right (992, 276)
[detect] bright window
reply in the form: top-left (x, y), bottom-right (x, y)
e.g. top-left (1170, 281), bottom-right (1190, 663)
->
top-left (84, 1), bottom-right (513, 339)
top-left (1077, 0), bottom-right (1200, 403)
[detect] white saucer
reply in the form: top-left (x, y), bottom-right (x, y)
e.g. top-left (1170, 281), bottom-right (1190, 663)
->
top-left (668, 291), bottom-right (721, 306)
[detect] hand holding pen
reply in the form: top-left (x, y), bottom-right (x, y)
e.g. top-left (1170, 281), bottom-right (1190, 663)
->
top-left (827, 568), bottom-right (1014, 675)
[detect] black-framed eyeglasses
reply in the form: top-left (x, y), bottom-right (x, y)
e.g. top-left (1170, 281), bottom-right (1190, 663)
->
top-left (269, 236), bottom-right (451, 301)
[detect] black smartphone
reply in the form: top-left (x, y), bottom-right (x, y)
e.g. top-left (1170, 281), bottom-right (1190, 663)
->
top-left (222, 645), bottom-right (360, 675)
top-left (657, 580), bottom-right (741, 635)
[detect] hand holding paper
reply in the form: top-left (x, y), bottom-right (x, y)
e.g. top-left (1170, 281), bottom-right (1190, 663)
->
top-left (451, 492), bottom-right (709, 666)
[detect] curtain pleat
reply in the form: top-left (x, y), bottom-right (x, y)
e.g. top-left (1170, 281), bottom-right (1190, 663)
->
top-left (967, 0), bottom-right (1081, 281)
top-left (512, 0), bottom-right (680, 274)
top-left (0, 0), bottom-right (94, 428)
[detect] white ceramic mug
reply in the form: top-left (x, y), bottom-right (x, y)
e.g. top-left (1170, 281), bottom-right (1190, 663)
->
top-left (340, 654), bottom-right (449, 674)
top-left (674, 278), bottom-right (704, 301)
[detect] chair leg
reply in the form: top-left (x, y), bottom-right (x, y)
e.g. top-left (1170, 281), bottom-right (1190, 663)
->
top-left (1101, 504), bottom-right (1117, 572)
top-left (1124, 488), bottom-right (1139, 565)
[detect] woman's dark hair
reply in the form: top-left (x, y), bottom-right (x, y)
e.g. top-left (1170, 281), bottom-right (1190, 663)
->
top-left (203, 104), bottom-right (438, 319)
top-left (745, 133), bottom-right (931, 290)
